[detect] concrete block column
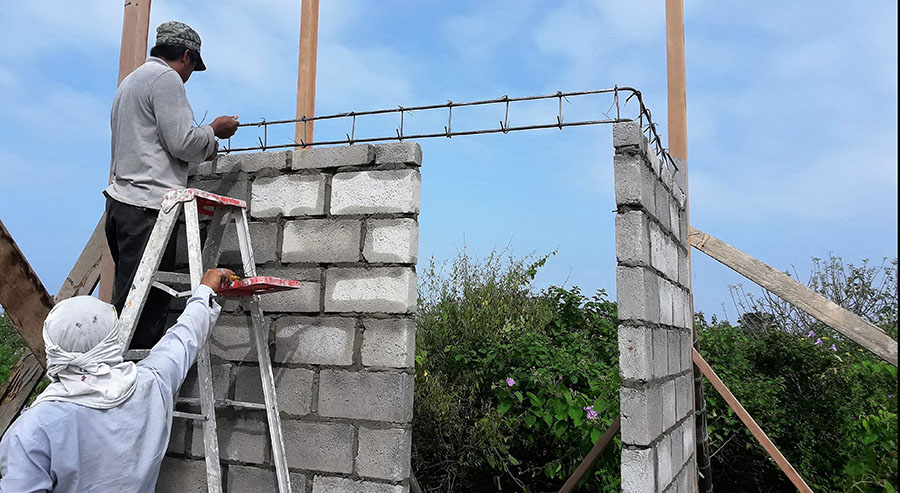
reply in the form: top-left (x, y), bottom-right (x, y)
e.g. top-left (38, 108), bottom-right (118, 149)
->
top-left (614, 122), bottom-right (695, 492)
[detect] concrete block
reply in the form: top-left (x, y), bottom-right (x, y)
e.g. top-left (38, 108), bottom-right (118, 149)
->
top-left (375, 142), bottom-right (423, 166)
top-left (256, 267), bottom-right (321, 313)
top-left (274, 316), bottom-right (356, 365)
top-left (234, 365), bottom-right (314, 416)
top-left (250, 174), bottom-right (326, 218)
top-left (318, 370), bottom-right (414, 423)
top-left (661, 160), bottom-right (675, 192)
top-left (191, 177), bottom-right (251, 203)
top-left (649, 222), bottom-right (666, 275)
top-left (667, 330), bottom-right (681, 375)
top-left (671, 425), bottom-right (684, 480)
top-left (325, 267), bottom-right (416, 313)
top-left (282, 218), bottom-right (362, 263)
top-left (616, 266), bottom-right (660, 323)
top-left (216, 221), bottom-right (278, 265)
top-left (363, 218), bottom-right (419, 264)
top-left (157, 457), bottom-right (208, 492)
top-left (619, 325), bottom-right (653, 382)
top-left (614, 154), bottom-right (655, 210)
top-left (678, 250), bottom-right (690, 289)
top-left (681, 419), bottom-right (694, 468)
top-left (613, 120), bottom-right (647, 152)
top-left (621, 446), bottom-right (656, 493)
top-left (662, 379), bottom-right (676, 431)
top-left (356, 427), bottom-right (411, 481)
top-left (217, 150), bottom-right (290, 173)
top-left (669, 197), bottom-right (680, 241)
top-left (193, 416), bottom-right (268, 464)
top-left (227, 465), bottom-right (307, 492)
top-left (620, 386), bottom-right (660, 446)
top-left (665, 236), bottom-right (680, 281)
top-left (615, 210), bottom-right (651, 267)
top-left (672, 288), bottom-right (684, 329)
top-left (312, 476), bottom-right (408, 493)
top-left (188, 159), bottom-right (214, 177)
top-left (652, 329), bottom-right (668, 379)
top-left (657, 433), bottom-right (673, 489)
top-left (209, 314), bottom-right (258, 362)
top-left (672, 158), bottom-right (687, 191)
top-left (181, 363), bottom-right (231, 399)
top-left (656, 183), bottom-right (670, 232)
top-left (283, 421), bottom-right (354, 473)
top-left (362, 318), bottom-right (416, 368)
top-left (659, 280), bottom-right (674, 327)
top-left (167, 418), bottom-right (187, 455)
top-left (681, 328), bottom-right (693, 373)
top-left (675, 374), bottom-right (691, 421)
top-left (293, 144), bottom-right (375, 169)
top-left (646, 149), bottom-right (661, 177)
top-left (331, 170), bottom-right (421, 215)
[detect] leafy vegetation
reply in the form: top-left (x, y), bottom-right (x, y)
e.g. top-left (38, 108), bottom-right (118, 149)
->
top-left (0, 310), bottom-right (28, 385)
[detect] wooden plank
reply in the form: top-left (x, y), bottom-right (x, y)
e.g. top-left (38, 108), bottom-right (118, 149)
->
top-left (0, 219), bottom-right (52, 366)
top-left (693, 349), bottom-right (813, 493)
top-left (100, 0), bottom-right (153, 302)
top-left (56, 215), bottom-right (105, 301)
top-left (559, 415), bottom-right (621, 493)
top-left (0, 353), bottom-right (44, 436)
top-left (295, 0), bottom-right (320, 146)
top-left (689, 226), bottom-right (898, 366)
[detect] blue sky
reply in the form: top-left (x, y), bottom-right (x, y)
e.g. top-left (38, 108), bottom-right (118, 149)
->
top-left (1, 1), bottom-right (896, 320)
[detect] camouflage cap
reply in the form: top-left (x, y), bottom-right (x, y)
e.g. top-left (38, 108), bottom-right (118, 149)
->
top-left (155, 21), bottom-right (206, 71)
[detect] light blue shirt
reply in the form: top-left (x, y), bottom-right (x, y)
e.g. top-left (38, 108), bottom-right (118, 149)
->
top-left (0, 285), bottom-right (220, 493)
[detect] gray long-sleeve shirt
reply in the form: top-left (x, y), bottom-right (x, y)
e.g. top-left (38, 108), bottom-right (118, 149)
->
top-left (0, 285), bottom-right (220, 493)
top-left (104, 57), bottom-right (216, 209)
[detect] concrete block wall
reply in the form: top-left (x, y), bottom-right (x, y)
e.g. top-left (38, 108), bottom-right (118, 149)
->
top-left (613, 121), bottom-right (696, 492)
top-left (159, 142), bottom-right (421, 492)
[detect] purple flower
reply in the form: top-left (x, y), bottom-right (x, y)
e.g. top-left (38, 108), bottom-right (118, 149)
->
top-left (815, 338), bottom-right (823, 346)
top-left (829, 344), bottom-right (837, 351)
top-left (888, 394), bottom-right (894, 399)
top-left (807, 330), bottom-right (816, 338)
top-left (583, 405), bottom-right (598, 420)
top-left (505, 377), bottom-right (516, 387)
top-left (557, 376), bottom-right (563, 383)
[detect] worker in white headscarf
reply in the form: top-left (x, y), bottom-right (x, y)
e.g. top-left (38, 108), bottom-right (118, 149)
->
top-left (0, 267), bottom-right (234, 493)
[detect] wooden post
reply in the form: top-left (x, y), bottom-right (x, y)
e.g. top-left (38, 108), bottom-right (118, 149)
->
top-left (295, 0), bottom-right (320, 146)
top-left (99, 0), bottom-right (153, 302)
top-left (693, 349), bottom-right (814, 492)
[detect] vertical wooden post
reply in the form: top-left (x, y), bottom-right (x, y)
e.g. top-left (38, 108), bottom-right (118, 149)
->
top-left (666, 1), bottom-right (713, 490)
top-left (295, 0), bottom-right (320, 146)
top-left (100, 0), bottom-right (153, 302)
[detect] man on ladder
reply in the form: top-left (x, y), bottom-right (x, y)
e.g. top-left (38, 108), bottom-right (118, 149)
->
top-left (0, 267), bottom-right (234, 492)
top-left (104, 20), bottom-right (239, 349)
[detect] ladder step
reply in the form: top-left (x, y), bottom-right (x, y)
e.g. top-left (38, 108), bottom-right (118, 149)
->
top-left (177, 397), bottom-right (267, 412)
top-left (155, 271), bottom-right (192, 285)
top-left (173, 410), bottom-right (207, 421)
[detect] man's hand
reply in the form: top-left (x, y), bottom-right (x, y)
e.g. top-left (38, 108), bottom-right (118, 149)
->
top-left (201, 268), bottom-right (236, 291)
top-left (210, 115), bottom-right (239, 139)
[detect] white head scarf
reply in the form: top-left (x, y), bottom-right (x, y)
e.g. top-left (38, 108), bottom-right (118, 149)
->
top-left (30, 296), bottom-right (138, 410)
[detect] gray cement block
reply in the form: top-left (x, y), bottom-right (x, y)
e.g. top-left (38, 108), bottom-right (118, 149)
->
top-left (227, 465), bottom-right (307, 493)
top-left (662, 379), bottom-right (676, 432)
top-left (318, 370), bottom-right (414, 423)
top-left (667, 330), bottom-right (681, 375)
top-left (669, 197), bottom-right (681, 241)
top-left (191, 177), bottom-right (250, 203)
top-left (282, 218), bottom-right (362, 263)
top-left (652, 329), bottom-right (668, 379)
top-left (256, 267), bottom-right (321, 313)
top-left (613, 154), bottom-right (655, 210)
top-left (675, 374), bottom-right (691, 422)
top-left (657, 433), bottom-right (673, 489)
top-left (250, 174), bottom-right (326, 218)
top-left (356, 427), bottom-right (412, 481)
top-left (312, 476), bottom-right (408, 493)
top-left (193, 416), bottom-right (269, 464)
top-left (678, 250), bottom-right (690, 289)
top-left (216, 221), bottom-right (278, 266)
top-left (181, 363), bottom-right (231, 399)
top-left (681, 419), bottom-right (694, 468)
top-left (282, 421), bottom-right (354, 473)
top-left (618, 325), bottom-right (653, 383)
top-left (616, 266), bottom-right (660, 324)
top-left (615, 210), bottom-right (651, 267)
top-left (293, 144), bottom-right (375, 169)
top-left (665, 236), bottom-right (680, 281)
top-left (157, 457), bottom-right (208, 492)
top-left (672, 426), bottom-right (685, 482)
top-left (363, 218), bottom-right (419, 264)
top-left (681, 328), bottom-right (693, 373)
top-left (621, 446), bottom-right (656, 493)
top-left (209, 314), bottom-right (258, 362)
top-left (375, 142), bottom-right (423, 166)
top-left (362, 318), bottom-right (416, 368)
top-left (646, 149), bottom-right (661, 178)
top-left (649, 221), bottom-right (666, 276)
top-left (325, 267), bottom-right (416, 313)
top-left (188, 159), bottom-right (214, 177)
top-left (621, 386), bottom-right (659, 446)
top-left (234, 365), bottom-right (314, 416)
top-left (217, 150), bottom-right (290, 173)
top-left (274, 316), bottom-right (357, 365)
top-left (613, 120), bottom-right (647, 152)
top-left (672, 288), bottom-right (684, 329)
top-left (659, 280), bottom-right (674, 327)
top-left (167, 418), bottom-right (187, 455)
top-left (331, 170), bottom-right (421, 215)
top-left (656, 183), bottom-right (671, 232)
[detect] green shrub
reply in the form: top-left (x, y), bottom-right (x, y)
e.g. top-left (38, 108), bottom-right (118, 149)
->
top-left (413, 250), bottom-right (621, 491)
top-left (0, 311), bottom-right (28, 386)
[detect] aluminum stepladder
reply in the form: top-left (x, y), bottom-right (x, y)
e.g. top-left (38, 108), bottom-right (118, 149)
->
top-left (116, 188), bottom-right (295, 493)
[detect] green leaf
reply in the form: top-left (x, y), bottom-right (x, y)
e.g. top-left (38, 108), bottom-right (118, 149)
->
top-left (591, 428), bottom-right (602, 443)
top-left (567, 406), bottom-right (581, 420)
top-left (514, 391), bottom-right (524, 403)
top-left (498, 401), bottom-right (512, 416)
top-left (542, 413), bottom-right (553, 426)
top-left (524, 414), bottom-right (536, 427)
top-left (526, 391), bottom-right (543, 407)
top-left (508, 455), bottom-right (520, 466)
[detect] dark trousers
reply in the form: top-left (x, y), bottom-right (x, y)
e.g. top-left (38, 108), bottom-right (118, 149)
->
top-left (104, 197), bottom-right (176, 349)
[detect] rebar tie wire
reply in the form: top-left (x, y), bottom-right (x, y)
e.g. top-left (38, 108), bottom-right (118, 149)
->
top-left (220, 87), bottom-right (677, 172)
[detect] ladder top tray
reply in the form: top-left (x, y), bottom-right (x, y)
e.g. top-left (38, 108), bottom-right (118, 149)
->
top-left (161, 188), bottom-right (247, 216)
top-left (217, 276), bottom-right (301, 296)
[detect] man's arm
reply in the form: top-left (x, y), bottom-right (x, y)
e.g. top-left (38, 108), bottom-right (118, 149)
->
top-left (150, 71), bottom-right (217, 163)
top-left (138, 269), bottom-right (232, 395)
top-left (0, 428), bottom-right (54, 493)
